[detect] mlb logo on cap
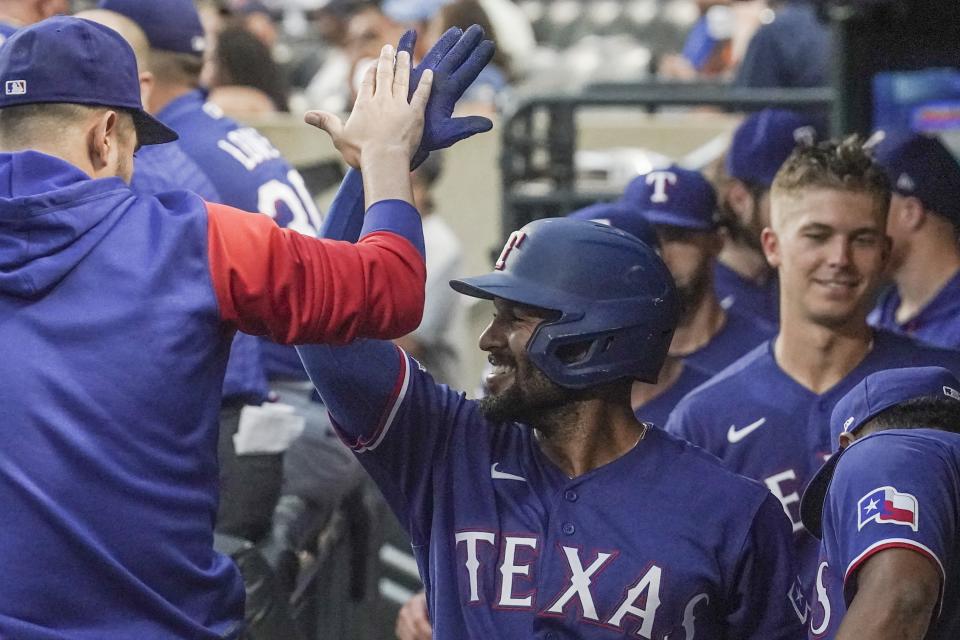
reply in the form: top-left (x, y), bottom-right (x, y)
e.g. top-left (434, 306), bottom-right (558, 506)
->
top-left (5, 80), bottom-right (25, 96)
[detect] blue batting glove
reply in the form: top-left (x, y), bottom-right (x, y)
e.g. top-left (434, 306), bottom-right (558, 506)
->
top-left (398, 26), bottom-right (496, 167)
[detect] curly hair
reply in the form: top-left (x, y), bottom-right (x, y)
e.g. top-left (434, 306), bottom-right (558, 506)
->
top-left (771, 135), bottom-right (891, 219)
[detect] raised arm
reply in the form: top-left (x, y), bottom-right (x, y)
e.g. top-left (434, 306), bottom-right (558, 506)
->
top-left (208, 45), bottom-right (431, 344)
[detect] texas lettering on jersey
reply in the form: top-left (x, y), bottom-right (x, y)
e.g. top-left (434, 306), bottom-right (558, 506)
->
top-left (297, 344), bottom-right (807, 639)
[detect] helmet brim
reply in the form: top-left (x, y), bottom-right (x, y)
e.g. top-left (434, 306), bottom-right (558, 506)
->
top-left (450, 272), bottom-right (564, 313)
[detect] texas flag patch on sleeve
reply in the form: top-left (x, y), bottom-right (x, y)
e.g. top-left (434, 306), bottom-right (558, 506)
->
top-left (858, 486), bottom-right (919, 532)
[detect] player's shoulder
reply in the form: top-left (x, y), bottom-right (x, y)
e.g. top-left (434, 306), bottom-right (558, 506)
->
top-left (873, 329), bottom-right (960, 368)
top-left (651, 428), bottom-right (773, 502)
top-left (722, 308), bottom-right (777, 346)
top-left (838, 428), bottom-right (960, 474)
top-left (675, 340), bottom-right (774, 407)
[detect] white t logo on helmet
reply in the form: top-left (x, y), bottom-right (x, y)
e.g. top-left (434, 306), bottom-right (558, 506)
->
top-left (645, 171), bottom-right (677, 204)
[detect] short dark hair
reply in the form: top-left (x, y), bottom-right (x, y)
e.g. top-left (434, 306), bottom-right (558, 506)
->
top-left (861, 396), bottom-right (960, 436)
top-left (772, 135), bottom-right (891, 216)
top-left (0, 103), bottom-right (135, 148)
top-left (151, 49), bottom-right (204, 88)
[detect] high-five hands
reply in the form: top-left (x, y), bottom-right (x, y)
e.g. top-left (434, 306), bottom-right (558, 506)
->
top-left (305, 45), bottom-right (433, 170)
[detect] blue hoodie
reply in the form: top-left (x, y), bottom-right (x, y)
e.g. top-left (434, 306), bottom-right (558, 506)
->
top-left (0, 150), bottom-right (425, 638)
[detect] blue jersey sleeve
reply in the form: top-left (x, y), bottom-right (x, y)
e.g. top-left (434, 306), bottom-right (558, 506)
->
top-left (728, 493), bottom-right (808, 639)
top-left (297, 343), bottom-right (467, 544)
top-left (824, 432), bottom-right (956, 606)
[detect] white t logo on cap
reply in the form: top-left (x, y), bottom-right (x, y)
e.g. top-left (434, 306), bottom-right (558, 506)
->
top-left (5, 80), bottom-right (26, 96)
top-left (843, 416), bottom-right (855, 430)
top-left (646, 171), bottom-right (677, 204)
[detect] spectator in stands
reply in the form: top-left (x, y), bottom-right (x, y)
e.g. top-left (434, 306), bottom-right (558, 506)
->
top-left (427, 0), bottom-right (511, 112)
top-left (393, 154), bottom-right (464, 386)
top-left (734, 0), bottom-right (830, 88)
top-left (868, 132), bottom-right (960, 349)
top-left (208, 22), bottom-right (290, 117)
top-left (717, 108), bottom-right (823, 325)
top-left (302, 0), bottom-right (367, 114)
top-left (232, 0), bottom-right (278, 50)
top-left (660, 0), bottom-right (735, 81)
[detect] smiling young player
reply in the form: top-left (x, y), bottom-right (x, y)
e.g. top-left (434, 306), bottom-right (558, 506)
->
top-left (666, 138), bottom-right (960, 597)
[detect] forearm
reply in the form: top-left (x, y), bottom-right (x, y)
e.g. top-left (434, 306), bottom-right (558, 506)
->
top-left (360, 146), bottom-right (415, 210)
top-left (836, 596), bottom-right (933, 640)
top-left (319, 168), bottom-right (365, 242)
top-left (297, 340), bottom-right (405, 444)
top-left (837, 549), bottom-right (939, 640)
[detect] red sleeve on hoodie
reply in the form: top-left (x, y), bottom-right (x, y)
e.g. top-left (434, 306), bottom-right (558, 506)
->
top-left (205, 202), bottom-right (425, 345)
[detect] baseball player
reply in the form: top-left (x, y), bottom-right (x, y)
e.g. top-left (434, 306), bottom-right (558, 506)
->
top-left (800, 366), bottom-right (960, 639)
top-left (567, 201), bottom-right (712, 426)
top-left (867, 131), bottom-right (960, 349)
top-left (0, 15), bottom-right (440, 638)
top-left (621, 164), bottom-right (775, 375)
top-left (717, 109), bottom-right (823, 326)
top-left (665, 137), bottom-right (960, 597)
top-left (298, 213), bottom-right (808, 638)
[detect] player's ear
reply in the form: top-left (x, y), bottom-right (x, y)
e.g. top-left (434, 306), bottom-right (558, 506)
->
top-left (726, 180), bottom-right (752, 218)
top-left (760, 226), bottom-right (780, 268)
top-left (899, 196), bottom-right (926, 232)
top-left (838, 431), bottom-right (855, 449)
top-left (138, 71), bottom-right (155, 112)
top-left (87, 109), bottom-right (117, 172)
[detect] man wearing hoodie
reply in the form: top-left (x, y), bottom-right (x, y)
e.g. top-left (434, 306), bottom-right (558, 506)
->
top-left (0, 16), bottom-right (439, 640)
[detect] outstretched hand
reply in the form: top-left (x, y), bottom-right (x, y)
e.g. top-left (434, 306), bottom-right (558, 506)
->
top-left (305, 45), bottom-right (434, 169)
top-left (397, 26), bottom-right (496, 167)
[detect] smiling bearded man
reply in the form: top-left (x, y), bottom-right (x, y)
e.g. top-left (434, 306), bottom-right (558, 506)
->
top-left (297, 213), bottom-right (808, 639)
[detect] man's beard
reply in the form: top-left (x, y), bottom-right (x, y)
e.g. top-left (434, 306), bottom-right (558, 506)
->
top-left (676, 268), bottom-right (711, 321)
top-left (478, 361), bottom-right (576, 426)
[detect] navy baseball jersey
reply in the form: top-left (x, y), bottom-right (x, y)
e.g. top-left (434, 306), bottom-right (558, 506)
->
top-left (809, 429), bottom-right (960, 639)
top-left (681, 307), bottom-right (775, 375)
top-left (298, 341), bottom-right (807, 639)
top-left (634, 363), bottom-right (711, 427)
top-left (713, 261), bottom-right (779, 327)
top-left (0, 150), bottom-right (425, 638)
top-left (665, 331), bottom-right (960, 594)
top-left (869, 270), bottom-right (960, 350)
top-left (157, 89), bottom-right (323, 385)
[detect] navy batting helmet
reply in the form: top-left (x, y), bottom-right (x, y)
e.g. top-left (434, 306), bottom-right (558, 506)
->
top-left (450, 218), bottom-right (679, 389)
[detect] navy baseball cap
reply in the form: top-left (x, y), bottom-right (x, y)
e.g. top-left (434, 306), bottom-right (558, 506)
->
top-left (0, 17), bottom-right (177, 146)
top-left (98, 0), bottom-right (206, 56)
top-left (726, 109), bottom-right (822, 188)
top-left (620, 165), bottom-right (718, 231)
top-left (800, 366), bottom-right (960, 538)
top-left (567, 202), bottom-right (661, 251)
top-left (871, 131), bottom-right (960, 226)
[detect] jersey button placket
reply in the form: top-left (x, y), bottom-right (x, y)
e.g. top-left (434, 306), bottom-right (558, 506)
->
top-left (564, 489), bottom-right (578, 502)
top-left (561, 522), bottom-right (576, 535)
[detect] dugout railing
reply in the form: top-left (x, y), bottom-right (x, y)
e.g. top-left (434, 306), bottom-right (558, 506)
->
top-left (499, 83), bottom-right (836, 242)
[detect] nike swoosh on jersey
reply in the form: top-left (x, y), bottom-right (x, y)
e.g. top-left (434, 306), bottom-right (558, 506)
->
top-left (491, 463), bottom-right (526, 482)
top-left (726, 418), bottom-right (767, 443)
